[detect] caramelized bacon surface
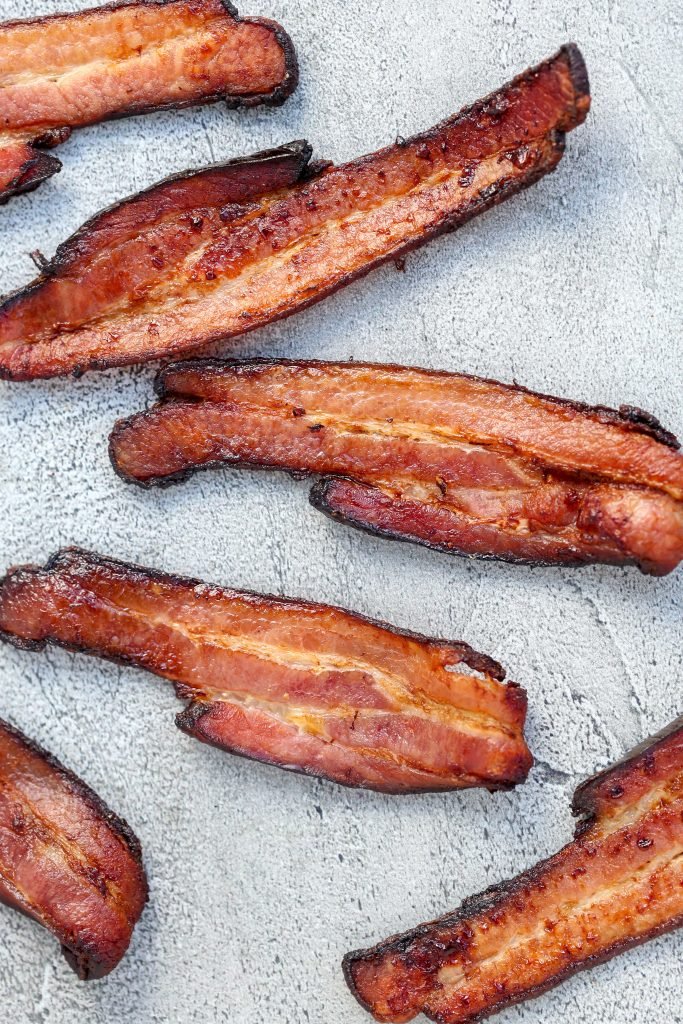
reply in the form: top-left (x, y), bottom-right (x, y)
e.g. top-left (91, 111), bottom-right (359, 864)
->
top-left (345, 718), bottom-right (683, 1022)
top-left (0, 716), bottom-right (147, 979)
top-left (0, 45), bottom-right (588, 378)
top-left (110, 359), bottom-right (683, 575)
top-left (0, 549), bottom-right (531, 794)
top-left (0, 0), bottom-right (297, 205)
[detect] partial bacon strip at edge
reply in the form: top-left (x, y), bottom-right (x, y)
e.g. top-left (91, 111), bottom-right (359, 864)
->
top-left (0, 44), bottom-right (587, 378)
top-left (344, 717), bottom-right (683, 1023)
top-left (0, 0), bottom-right (298, 206)
top-left (0, 549), bottom-right (532, 794)
top-left (0, 716), bottom-right (147, 979)
top-left (109, 359), bottom-right (683, 576)
top-left (0, 129), bottom-right (70, 205)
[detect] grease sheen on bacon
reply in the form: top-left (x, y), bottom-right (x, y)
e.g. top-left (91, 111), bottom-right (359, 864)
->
top-left (110, 359), bottom-right (683, 575)
top-left (345, 718), bottom-right (683, 1023)
top-left (0, 717), bottom-right (147, 979)
top-left (0, 549), bottom-right (531, 794)
top-left (0, 44), bottom-right (588, 378)
top-left (0, 0), bottom-right (297, 205)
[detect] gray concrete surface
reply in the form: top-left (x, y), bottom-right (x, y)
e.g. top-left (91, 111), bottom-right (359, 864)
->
top-left (0, 0), bottom-right (682, 1021)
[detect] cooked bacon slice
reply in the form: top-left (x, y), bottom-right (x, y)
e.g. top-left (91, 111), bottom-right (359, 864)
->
top-left (110, 359), bottom-right (683, 576)
top-left (0, 549), bottom-right (531, 794)
top-left (345, 717), bottom-right (683, 1023)
top-left (0, 0), bottom-right (298, 205)
top-left (0, 45), bottom-right (588, 379)
top-left (0, 716), bottom-right (147, 979)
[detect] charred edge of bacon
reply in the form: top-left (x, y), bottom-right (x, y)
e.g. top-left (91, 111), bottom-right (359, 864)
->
top-left (572, 713), bottom-right (683, 829)
top-left (0, 716), bottom-right (147, 979)
top-left (0, 129), bottom-right (71, 207)
top-left (343, 718), bottom-right (683, 1022)
top-left (224, 14), bottom-right (299, 109)
top-left (0, 152), bottom-right (62, 206)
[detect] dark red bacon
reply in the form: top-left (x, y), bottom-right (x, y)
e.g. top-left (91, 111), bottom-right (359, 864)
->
top-left (0, 45), bottom-right (588, 378)
top-left (345, 717), bottom-right (683, 1023)
top-left (0, 0), bottom-right (298, 205)
top-left (0, 549), bottom-right (531, 794)
top-left (0, 716), bottom-right (147, 979)
top-left (110, 359), bottom-right (683, 575)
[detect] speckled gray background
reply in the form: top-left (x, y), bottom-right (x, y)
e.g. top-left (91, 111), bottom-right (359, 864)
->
top-left (0, 1), bottom-right (681, 1021)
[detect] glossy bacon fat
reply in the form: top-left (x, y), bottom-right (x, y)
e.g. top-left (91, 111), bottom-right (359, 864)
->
top-left (0, 0), bottom-right (298, 205)
top-left (0, 716), bottom-right (147, 979)
top-left (0, 549), bottom-right (531, 794)
top-left (345, 717), bottom-right (683, 1022)
top-left (0, 45), bottom-right (588, 379)
top-left (110, 359), bottom-right (683, 575)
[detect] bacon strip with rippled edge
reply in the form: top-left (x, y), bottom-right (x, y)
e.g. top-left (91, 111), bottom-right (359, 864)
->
top-left (0, 0), bottom-right (298, 206)
top-left (0, 549), bottom-right (531, 794)
top-left (0, 716), bottom-right (147, 979)
top-left (344, 717), bottom-right (683, 1023)
top-left (109, 358), bottom-right (683, 576)
top-left (0, 44), bottom-right (588, 379)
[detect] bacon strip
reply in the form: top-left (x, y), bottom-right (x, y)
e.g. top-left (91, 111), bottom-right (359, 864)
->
top-left (0, 45), bottom-right (588, 379)
top-left (0, 716), bottom-right (147, 979)
top-left (0, 0), bottom-right (298, 205)
top-left (0, 549), bottom-right (531, 794)
top-left (110, 359), bottom-right (683, 576)
top-left (345, 717), bottom-right (683, 1023)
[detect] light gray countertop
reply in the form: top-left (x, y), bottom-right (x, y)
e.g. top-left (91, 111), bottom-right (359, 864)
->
top-left (0, 1), bottom-right (681, 1021)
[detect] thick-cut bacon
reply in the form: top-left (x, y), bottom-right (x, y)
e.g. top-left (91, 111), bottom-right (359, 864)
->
top-left (0, 45), bottom-right (589, 379)
top-left (110, 359), bottom-right (683, 576)
top-left (0, 0), bottom-right (298, 205)
top-left (0, 549), bottom-right (531, 794)
top-left (345, 717), bottom-right (683, 1023)
top-left (0, 716), bottom-right (147, 979)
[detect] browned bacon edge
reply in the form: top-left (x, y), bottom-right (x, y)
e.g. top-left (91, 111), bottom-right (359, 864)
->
top-left (0, 44), bottom-right (588, 378)
top-left (344, 717), bottom-right (683, 1023)
top-left (0, 0), bottom-right (298, 206)
top-left (0, 548), bottom-right (532, 794)
top-left (0, 715), bottom-right (147, 979)
top-left (108, 358), bottom-right (683, 576)
top-left (0, 129), bottom-right (71, 205)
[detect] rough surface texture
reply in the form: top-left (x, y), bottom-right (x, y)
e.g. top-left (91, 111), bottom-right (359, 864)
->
top-left (0, 1), bottom-right (681, 1022)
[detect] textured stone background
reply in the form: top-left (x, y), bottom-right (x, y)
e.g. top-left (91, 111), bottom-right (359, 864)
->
top-left (0, 1), bottom-right (682, 1021)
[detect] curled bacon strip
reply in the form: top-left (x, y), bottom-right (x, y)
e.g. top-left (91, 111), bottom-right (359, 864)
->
top-left (0, 0), bottom-right (298, 205)
top-left (345, 718), bottom-right (683, 1023)
top-left (110, 359), bottom-right (683, 575)
top-left (0, 716), bottom-right (147, 979)
top-left (0, 549), bottom-right (531, 794)
top-left (0, 45), bottom-right (588, 379)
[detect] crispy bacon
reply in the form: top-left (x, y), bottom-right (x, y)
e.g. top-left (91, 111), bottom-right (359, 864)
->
top-left (0, 716), bottom-right (147, 979)
top-left (0, 549), bottom-right (531, 794)
top-left (110, 359), bottom-right (683, 575)
top-left (0, 0), bottom-right (298, 205)
top-left (0, 45), bottom-right (589, 379)
top-left (345, 717), bottom-right (683, 1023)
